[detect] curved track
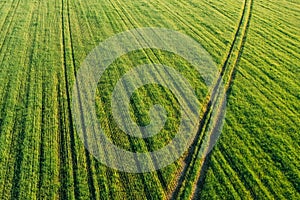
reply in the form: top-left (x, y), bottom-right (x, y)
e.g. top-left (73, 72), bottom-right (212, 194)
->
top-left (170, 0), bottom-right (254, 199)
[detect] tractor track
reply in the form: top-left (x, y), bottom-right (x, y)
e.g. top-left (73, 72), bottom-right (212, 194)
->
top-left (169, 0), bottom-right (254, 199)
top-left (61, 0), bottom-right (98, 198)
top-left (60, 0), bottom-right (81, 198)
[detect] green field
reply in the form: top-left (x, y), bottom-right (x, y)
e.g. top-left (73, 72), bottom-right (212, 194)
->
top-left (0, 0), bottom-right (299, 199)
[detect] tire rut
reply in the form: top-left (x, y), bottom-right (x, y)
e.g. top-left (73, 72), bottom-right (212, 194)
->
top-left (168, 0), bottom-right (254, 199)
top-left (60, 0), bottom-right (81, 198)
top-left (191, 0), bottom-right (254, 199)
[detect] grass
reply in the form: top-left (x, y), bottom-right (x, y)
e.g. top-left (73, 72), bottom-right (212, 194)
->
top-left (0, 0), bottom-right (299, 199)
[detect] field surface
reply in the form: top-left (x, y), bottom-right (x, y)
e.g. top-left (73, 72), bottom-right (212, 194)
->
top-left (0, 0), bottom-right (299, 199)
